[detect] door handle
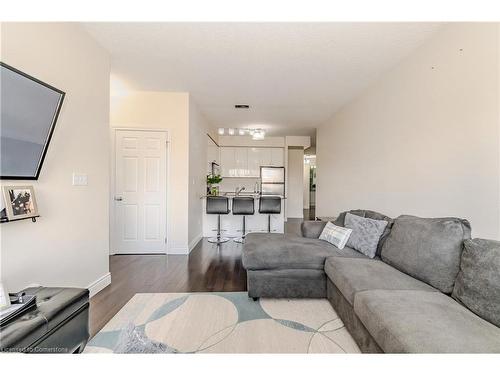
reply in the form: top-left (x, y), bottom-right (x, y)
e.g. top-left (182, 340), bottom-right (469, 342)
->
top-left (114, 196), bottom-right (123, 201)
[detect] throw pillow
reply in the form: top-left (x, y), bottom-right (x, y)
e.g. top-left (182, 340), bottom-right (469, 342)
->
top-left (344, 212), bottom-right (388, 258)
top-left (452, 238), bottom-right (500, 328)
top-left (333, 209), bottom-right (394, 257)
top-left (319, 221), bottom-right (352, 249)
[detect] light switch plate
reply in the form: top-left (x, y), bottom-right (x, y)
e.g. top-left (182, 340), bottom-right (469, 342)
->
top-left (72, 173), bottom-right (88, 186)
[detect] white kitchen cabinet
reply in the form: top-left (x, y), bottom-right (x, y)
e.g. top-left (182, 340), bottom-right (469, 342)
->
top-left (259, 148), bottom-right (272, 167)
top-left (220, 147), bottom-right (236, 177)
top-left (235, 147), bottom-right (248, 176)
top-left (247, 148), bottom-right (260, 177)
top-left (270, 148), bottom-right (284, 166)
top-left (248, 148), bottom-right (272, 176)
top-left (220, 146), bottom-right (284, 177)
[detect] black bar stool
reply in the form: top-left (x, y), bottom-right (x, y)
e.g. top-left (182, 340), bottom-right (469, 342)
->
top-left (206, 196), bottom-right (230, 244)
top-left (232, 196), bottom-right (255, 243)
top-left (259, 196), bottom-right (282, 233)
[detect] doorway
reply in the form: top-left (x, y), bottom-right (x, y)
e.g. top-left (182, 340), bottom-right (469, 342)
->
top-left (304, 154), bottom-right (316, 220)
top-left (112, 129), bottom-right (168, 254)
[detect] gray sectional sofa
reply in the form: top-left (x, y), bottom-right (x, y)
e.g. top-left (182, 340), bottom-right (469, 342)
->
top-left (242, 209), bottom-right (500, 353)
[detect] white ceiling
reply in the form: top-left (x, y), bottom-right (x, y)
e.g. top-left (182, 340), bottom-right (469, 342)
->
top-left (82, 23), bottom-right (442, 139)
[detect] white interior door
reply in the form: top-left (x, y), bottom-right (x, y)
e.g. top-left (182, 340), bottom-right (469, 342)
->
top-left (114, 130), bottom-right (167, 254)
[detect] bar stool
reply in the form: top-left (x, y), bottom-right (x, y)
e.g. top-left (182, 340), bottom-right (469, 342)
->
top-left (232, 196), bottom-right (255, 243)
top-left (206, 196), bottom-right (230, 244)
top-left (259, 196), bottom-right (282, 233)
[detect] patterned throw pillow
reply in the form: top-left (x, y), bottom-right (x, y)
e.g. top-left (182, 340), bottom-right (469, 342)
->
top-left (319, 221), bottom-right (353, 249)
top-left (344, 212), bottom-right (388, 258)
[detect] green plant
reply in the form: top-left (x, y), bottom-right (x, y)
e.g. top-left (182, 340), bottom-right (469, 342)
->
top-left (207, 174), bottom-right (223, 185)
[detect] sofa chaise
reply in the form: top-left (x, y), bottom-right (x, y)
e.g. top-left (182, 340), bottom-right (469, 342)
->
top-left (242, 209), bottom-right (500, 353)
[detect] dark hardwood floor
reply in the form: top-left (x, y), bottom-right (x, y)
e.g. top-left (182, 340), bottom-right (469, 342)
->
top-left (89, 210), bottom-right (314, 337)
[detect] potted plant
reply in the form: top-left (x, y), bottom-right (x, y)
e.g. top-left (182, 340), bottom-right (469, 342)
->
top-left (207, 174), bottom-right (223, 195)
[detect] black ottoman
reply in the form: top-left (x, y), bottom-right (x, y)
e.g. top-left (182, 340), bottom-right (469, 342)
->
top-left (0, 287), bottom-right (89, 353)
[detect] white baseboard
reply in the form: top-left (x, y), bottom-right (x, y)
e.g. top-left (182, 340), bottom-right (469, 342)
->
top-left (168, 234), bottom-right (202, 255)
top-left (189, 233), bottom-right (202, 252)
top-left (87, 272), bottom-right (111, 298)
top-left (168, 246), bottom-right (189, 255)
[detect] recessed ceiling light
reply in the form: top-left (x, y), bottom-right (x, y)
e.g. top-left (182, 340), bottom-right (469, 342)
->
top-left (235, 104), bottom-right (250, 109)
top-left (228, 128), bottom-right (235, 135)
top-left (218, 128), bottom-right (225, 135)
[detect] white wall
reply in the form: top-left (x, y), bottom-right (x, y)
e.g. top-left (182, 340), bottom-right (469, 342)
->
top-left (317, 23), bottom-right (500, 239)
top-left (287, 149), bottom-right (305, 218)
top-left (220, 178), bottom-right (260, 193)
top-left (285, 136), bottom-right (311, 218)
top-left (285, 136), bottom-right (311, 149)
top-left (0, 23), bottom-right (111, 294)
top-left (303, 163), bottom-right (310, 209)
top-left (110, 91), bottom-right (214, 254)
top-left (188, 98), bottom-right (210, 250)
top-left (110, 91), bottom-right (191, 253)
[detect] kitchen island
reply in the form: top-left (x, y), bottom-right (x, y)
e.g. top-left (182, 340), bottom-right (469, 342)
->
top-left (201, 193), bottom-right (285, 238)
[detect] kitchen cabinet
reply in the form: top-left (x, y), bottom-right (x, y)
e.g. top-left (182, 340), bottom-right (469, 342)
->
top-left (220, 147), bottom-right (284, 177)
top-left (247, 148), bottom-right (260, 177)
top-left (220, 147), bottom-right (235, 177)
top-left (221, 147), bottom-right (249, 177)
top-left (248, 148), bottom-right (272, 176)
top-left (259, 148), bottom-right (272, 166)
top-left (235, 147), bottom-right (248, 176)
top-left (270, 148), bottom-right (284, 167)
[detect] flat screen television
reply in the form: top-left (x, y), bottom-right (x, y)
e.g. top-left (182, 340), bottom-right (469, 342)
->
top-left (0, 62), bottom-right (65, 180)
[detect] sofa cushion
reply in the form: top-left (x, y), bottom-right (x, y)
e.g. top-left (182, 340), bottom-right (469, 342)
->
top-left (344, 213), bottom-right (388, 258)
top-left (243, 233), bottom-right (365, 271)
top-left (452, 238), bottom-right (500, 328)
top-left (381, 215), bottom-right (471, 294)
top-left (354, 289), bottom-right (500, 353)
top-left (301, 220), bottom-right (327, 239)
top-left (333, 209), bottom-right (394, 257)
top-left (332, 209), bottom-right (365, 226)
top-left (324, 257), bottom-right (435, 305)
top-left (247, 269), bottom-right (326, 298)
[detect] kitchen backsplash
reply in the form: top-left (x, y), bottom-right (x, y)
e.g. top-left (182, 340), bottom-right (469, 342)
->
top-left (219, 178), bottom-right (260, 193)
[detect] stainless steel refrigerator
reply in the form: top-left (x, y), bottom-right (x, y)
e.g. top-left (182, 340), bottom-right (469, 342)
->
top-left (260, 166), bottom-right (285, 196)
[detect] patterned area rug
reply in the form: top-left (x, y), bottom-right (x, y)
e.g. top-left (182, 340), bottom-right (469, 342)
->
top-left (85, 292), bottom-right (360, 353)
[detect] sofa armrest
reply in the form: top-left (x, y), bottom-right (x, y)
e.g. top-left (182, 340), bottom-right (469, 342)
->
top-left (301, 221), bottom-right (327, 239)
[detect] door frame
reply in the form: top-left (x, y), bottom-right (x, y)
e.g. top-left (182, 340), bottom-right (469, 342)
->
top-left (110, 127), bottom-right (170, 255)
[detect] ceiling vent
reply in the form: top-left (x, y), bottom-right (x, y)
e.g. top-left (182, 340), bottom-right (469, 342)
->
top-left (235, 104), bottom-right (250, 109)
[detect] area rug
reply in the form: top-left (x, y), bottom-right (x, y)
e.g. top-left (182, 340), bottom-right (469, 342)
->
top-left (85, 292), bottom-right (360, 353)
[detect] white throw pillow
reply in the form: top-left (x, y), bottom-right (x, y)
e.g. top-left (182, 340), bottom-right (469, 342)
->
top-left (318, 221), bottom-right (352, 249)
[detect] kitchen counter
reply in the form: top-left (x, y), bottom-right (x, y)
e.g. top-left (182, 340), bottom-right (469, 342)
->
top-left (201, 193), bottom-right (286, 199)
